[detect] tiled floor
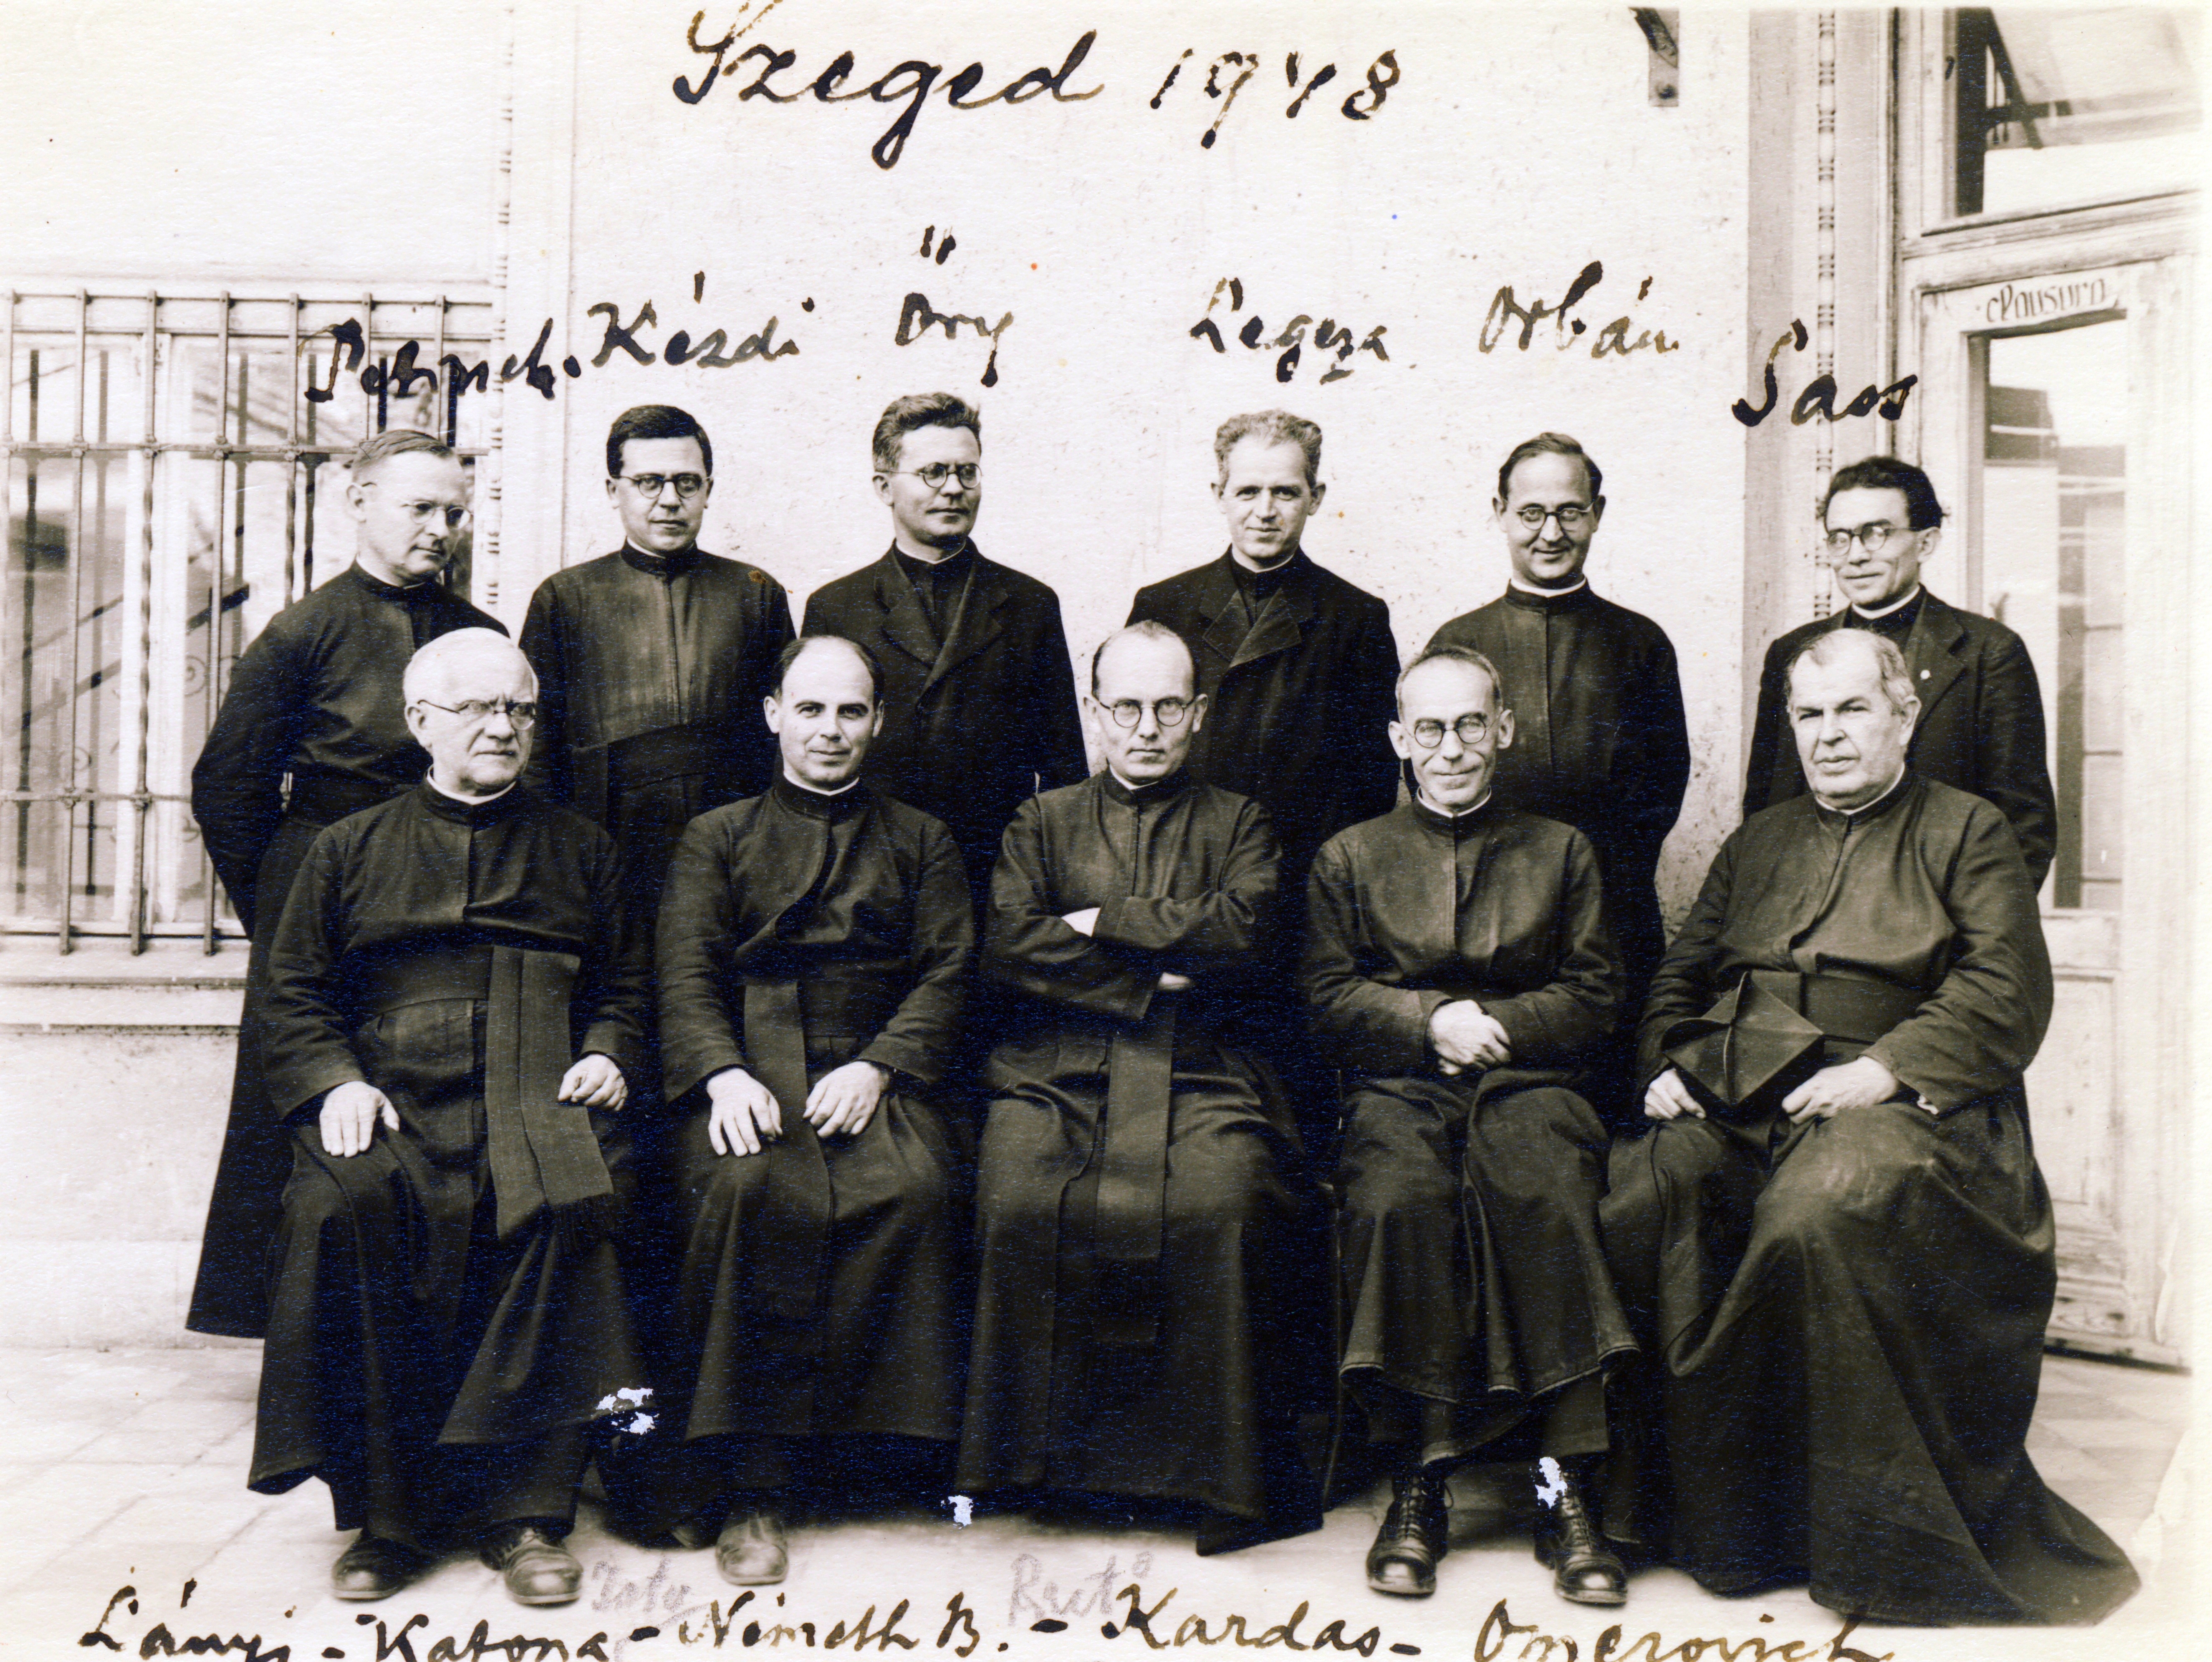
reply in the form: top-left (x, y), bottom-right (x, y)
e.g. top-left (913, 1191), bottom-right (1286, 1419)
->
top-left (0, 1346), bottom-right (2192, 1662)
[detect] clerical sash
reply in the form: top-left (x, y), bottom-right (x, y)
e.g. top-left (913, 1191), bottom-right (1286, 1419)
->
top-left (740, 975), bottom-right (835, 1324)
top-left (1094, 1003), bottom-right (1177, 1347)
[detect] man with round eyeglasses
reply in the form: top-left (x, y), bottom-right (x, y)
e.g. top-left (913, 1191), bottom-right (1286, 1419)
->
top-left (1425, 433), bottom-right (1689, 1077)
top-left (250, 629), bottom-right (651, 1607)
top-left (187, 428), bottom-right (505, 1341)
top-left (959, 622), bottom-right (1319, 1557)
top-left (1743, 454), bottom-right (2055, 888)
top-left (804, 392), bottom-right (1086, 913)
top-left (1305, 643), bottom-right (1632, 1607)
top-left (520, 404), bottom-right (796, 912)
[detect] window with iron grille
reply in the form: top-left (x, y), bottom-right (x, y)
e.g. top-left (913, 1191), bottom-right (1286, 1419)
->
top-left (3, 288), bottom-right (501, 951)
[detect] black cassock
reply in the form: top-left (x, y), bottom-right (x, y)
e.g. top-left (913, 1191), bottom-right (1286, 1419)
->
top-left (655, 777), bottom-right (972, 1505)
top-left (1425, 584), bottom-right (1689, 998)
top-left (519, 544), bottom-right (795, 906)
top-left (250, 782), bottom-right (649, 1548)
top-left (188, 565), bottom-right (503, 1338)
top-left (1305, 799), bottom-right (1631, 1454)
top-left (958, 772), bottom-right (1314, 1543)
top-left (1604, 774), bottom-right (2136, 1623)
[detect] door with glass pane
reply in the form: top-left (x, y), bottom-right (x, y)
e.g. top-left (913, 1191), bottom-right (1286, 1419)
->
top-left (1913, 258), bottom-right (2189, 1362)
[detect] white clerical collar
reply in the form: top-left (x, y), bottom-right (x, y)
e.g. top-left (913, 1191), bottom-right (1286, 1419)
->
top-left (1417, 788), bottom-right (1493, 818)
top-left (1849, 583), bottom-right (1922, 622)
top-left (782, 766), bottom-right (861, 797)
top-left (1509, 575), bottom-right (1588, 597)
top-left (1814, 768), bottom-right (1906, 818)
top-left (425, 770), bottom-right (514, 805)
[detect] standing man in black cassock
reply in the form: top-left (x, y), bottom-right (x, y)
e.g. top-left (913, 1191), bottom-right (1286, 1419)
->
top-left (655, 634), bottom-right (973, 1587)
top-left (520, 404), bottom-right (796, 908)
top-left (1425, 433), bottom-right (1688, 1047)
top-left (1608, 628), bottom-right (2134, 1623)
top-left (1126, 409), bottom-right (1400, 917)
top-left (802, 393), bottom-right (1087, 909)
top-left (1305, 643), bottom-right (1632, 1606)
top-left (1743, 454), bottom-right (2057, 888)
top-left (959, 622), bottom-right (1319, 1556)
top-left (251, 630), bottom-right (650, 1606)
top-left (187, 429), bottom-right (503, 1339)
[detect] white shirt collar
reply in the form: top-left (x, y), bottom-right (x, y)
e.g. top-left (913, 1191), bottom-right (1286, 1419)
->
top-left (1417, 788), bottom-right (1493, 819)
top-left (782, 766), bottom-right (862, 797)
top-left (1509, 574), bottom-right (1588, 597)
top-left (425, 770), bottom-right (514, 806)
top-left (1848, 583), bottom-right (1923, 622)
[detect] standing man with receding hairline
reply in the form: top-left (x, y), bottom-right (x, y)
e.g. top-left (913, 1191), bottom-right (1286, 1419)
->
top-left (1426, 433), bottom-right (1689, 1078)
top-left (188, 428), bottom-right (504, 1340)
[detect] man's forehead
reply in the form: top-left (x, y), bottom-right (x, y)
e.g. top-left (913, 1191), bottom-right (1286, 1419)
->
top-left (367, 450), bottom-right (467, 497)
top-left (1222, 437), bottom-right (1308, 485)
top-left (1824, 485), bottom-right (1910, 525)
top-left (1501, 450), bottom-right (1593, 502)
top-left (893, 423), bottom-right (980, 463)
top-left (1401, 657), bottom-right (1497, 713)
top-left (1095, 636), bottom-right (1194, 696)
top-left (619, 434), bottom-right (705, 470)
top-left (432, 648), bottom-right (531, 696)
top-left (782, 642), bottom-right (874, 701)
top-left (1790, 654), bottom-right (1883, 703)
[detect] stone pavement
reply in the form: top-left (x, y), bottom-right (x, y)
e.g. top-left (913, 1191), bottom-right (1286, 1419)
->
top-left (0, 1346), bottom-right (2192, 1662)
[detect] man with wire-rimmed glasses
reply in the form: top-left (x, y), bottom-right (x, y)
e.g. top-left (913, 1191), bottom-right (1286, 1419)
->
top-left (1742, 454), bottom-right (2055, 888)
top-left (520, 404), bottom-right (796, 911)
top-left (1425, 433), bottom-right (1688, 1094)
top-left (803, 392), bottom-right (1086, 913)
top-left (959, 622), bottom-right (1320, 1557)
top-left (187, 428), bottom-right (503, 1341)
top-left (1305, 642), bottom-right (1632, 1608)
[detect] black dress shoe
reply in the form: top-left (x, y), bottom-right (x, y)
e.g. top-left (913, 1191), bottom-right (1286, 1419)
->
top-left (1532, 1464), bottom-right (1627, 1606)
top-left (331, 1533), bottom-right (424, 1601)
top-left (1366, 1467), bottom-right (1449, 1597)
top-left (479, 1523), bottom-right (584, 1606)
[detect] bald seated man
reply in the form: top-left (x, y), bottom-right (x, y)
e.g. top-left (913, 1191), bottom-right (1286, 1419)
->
top-left (960, 622), bottom-right (1320, 1556)
top-left (249, 629), bottom-right (652, 1607)
top-left (1305, 643), bottom-right (1631, 1606)
top-left (1606, 628), bottom-right (2135, 1623)
top-left (654, 634), bottom-right (974, 1586)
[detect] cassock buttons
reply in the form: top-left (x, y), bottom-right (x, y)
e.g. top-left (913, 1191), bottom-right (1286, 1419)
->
top-left (1920, 669), bottom-right (1930, 679)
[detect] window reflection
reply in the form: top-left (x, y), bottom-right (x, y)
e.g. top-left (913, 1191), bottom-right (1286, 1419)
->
top-left (1978, 318), bottom-right (2127, 909)
top-left (1953, 8), bottom-right (2200, 217)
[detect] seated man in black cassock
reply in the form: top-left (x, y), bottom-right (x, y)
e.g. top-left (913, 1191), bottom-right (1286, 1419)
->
top-left (1604, 628), bottom-right (2137, 1625)
top-left (251, 629), bottom-right (650, 1606)
top-left (1305, 642), bottom-right (1631, 1605)
top-left (655, 633), bottom-right (972, 1587)
top-left (958, 621), bottom-right (1318, 1556)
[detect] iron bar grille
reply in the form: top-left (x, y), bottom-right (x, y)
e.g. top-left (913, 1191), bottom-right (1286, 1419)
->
top-left (3, 288), bottom-right (500, 952)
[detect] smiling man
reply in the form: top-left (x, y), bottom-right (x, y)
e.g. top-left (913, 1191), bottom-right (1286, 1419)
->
top-left (1744, 455), bottom-right (2056, 887)
top-left (1605, 628), bottom-right (2136, 1623)
top-left (187, 429), bottom-right (504, 1341)
top-left (653, 634), bottom-right (973, 1586)
top-left (250, 629), bottom-right (650, 1607)
top-left (520, 405), bottom-right (795, 909)
top-left (959, 622), bottom-right (1318, 1558)
top-left (1306, 644), bottom-right (1631, 1606)
top-left (803, 393), bottom-right (1086, 910)
top-left (1426, 434), bottom-right (1688, 1033)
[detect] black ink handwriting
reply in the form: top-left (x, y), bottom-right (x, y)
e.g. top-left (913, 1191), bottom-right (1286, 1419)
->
top-left (1188, 279), bottom-right (1387, 383)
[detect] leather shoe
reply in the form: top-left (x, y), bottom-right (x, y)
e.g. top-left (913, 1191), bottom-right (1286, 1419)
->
top-left (1532, 1463), bottom-right (1627, 1606)
top-left (1365, 1467), bottom-right (1449, 1597)
top-left (331, 1534), bottom-right (424, 1601)
top-left (716, 1505), bottom-right (789, 1586)
top-left (479, 1523), bottom-right (583, 1606)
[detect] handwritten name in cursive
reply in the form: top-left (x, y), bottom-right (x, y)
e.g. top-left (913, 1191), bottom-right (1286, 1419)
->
top-left (1188, 278), bottom-right (1390, 384)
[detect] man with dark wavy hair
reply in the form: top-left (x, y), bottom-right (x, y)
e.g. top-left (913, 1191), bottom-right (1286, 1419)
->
top-left (803, 392), bottom-right (1086, 911)
top-left (520, 404), bottom-right (795, 909)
